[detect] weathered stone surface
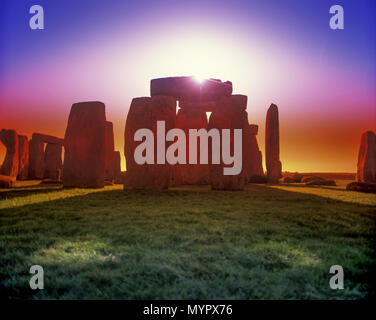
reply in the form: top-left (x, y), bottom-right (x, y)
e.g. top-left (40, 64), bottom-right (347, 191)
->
top-left (43, 143), bottom-right (63, 180)
top-left (305, 179), bottom-right (336, 186)
top-left (113, 151), bottom-right (122, 183)
top-left (151, 77), bottom-right (232, 102)
top-left (0, 174), bottom-right (16, 188)
top-left (104, 121), bottom-right (115, 184)
top-left (208, 96), bottom-right (248, 190)
top-left (265, 103), bottom-right (282, 183)
top-left (17, 135), bottom-right (29, 180)
top-left (244, 124), bottom-right (264, 181)
top-left (0, 129), bottom-right (19, 178)
top-left (62, 101), bottom-right (107, 188)
top-left (301, 175), bottom-right (324, 183)
top-left (356, 131), bottom-right (376, 183)
top-left (280, 176), bottom-right (299, 183)
top-left (346, 181), bottom-right (376, 193)
top-left (33, 133), bottom-right (64, 145)
top-left (174, 108), bottom-right (209, 185)
top-left (28, 134), bottom-right (45, 179)
top-left (124, 96), bottom-right (176, 190)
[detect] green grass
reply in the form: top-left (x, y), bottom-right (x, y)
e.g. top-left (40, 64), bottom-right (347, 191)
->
top-left (0, 180), bottom-right (375, 299)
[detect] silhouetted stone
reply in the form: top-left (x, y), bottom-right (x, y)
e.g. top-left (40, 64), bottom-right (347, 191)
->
top-left (208, 95), bottom-right (248, 190)
top-left (244, 124), bottom-right (264, 181)
top-left (28, 134), bottom-right (45, 179)
top-left (179, 100), bottom-right (217, 112)
top-left (43, 143), bottom-right (63, 180)
top-left (113, 151), bottom-right (122, 183)
top-left (104, 121), bottom-right (115, 184)
top-left (33, 133), bottom-right (64, 145)
top-left (0, 129), bottom-right (19, 178)
top-left (175, 107), bottom-right (209, 185)
top-left (62, 101), bottom-right (106, 188)
top-left (124, 96), bottom-right (176, 189)
top-left (356, 131), bottom-right (376, 183)
top-left (17, 135), bottom-right (29, 180)
top-left (151, 77), bottom-right (232, 102)
top-left (0, 174), bottom-right (16, 188)
top-left (265, 104), bottom-right (282, 183)
top-left (346, 181), bottom-right (376, 193)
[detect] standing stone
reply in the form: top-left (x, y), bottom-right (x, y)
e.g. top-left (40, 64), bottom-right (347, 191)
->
top-left (265, 104), bottom-right (282, 183)
top-left (43, 143), bottom-right (63, 180)
top-left (17, 135), bottom-right (29, 180)
top-left (124, 96), bottom-right (176, 189)
top-left (104, 121), bottom-right (115, 184)
top-left (175, 107), bottom-right (209, 185)
top-left (28, 134), bottom-right (45, 179)
top-left (0, 129), bottom-right (19, 178)
top-left (62, 101), bottom-right (106, 188)
top-left (357, 131), bottom-right (376, 183)
top-left (113, 151), bottom-right (122, 183)
top-left (208, 95), bottom-right (248, 190)
top-left (244, 124), bottom-right (264, 180)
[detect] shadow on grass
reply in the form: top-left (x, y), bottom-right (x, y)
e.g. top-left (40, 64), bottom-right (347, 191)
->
top-left (0, 185), bottom-right (375, 299)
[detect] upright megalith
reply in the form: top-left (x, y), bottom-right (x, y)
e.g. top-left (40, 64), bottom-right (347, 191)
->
top-left (265, 103), bottom-right (282, 183)
top-left (175, 107), bottom-right (209, 185)
top-left (357, 131), bottom-right (376, 183)
top-left (244, 124), bottom-right (264, 180)
top-left (28, 134), bottom-right (45, 179)
top-left (17, 135), bottom-right (29, 180)
top-left (208, 95), bottom-right (248, 190)
top-left (113, 151), bottom-right (122, 183)
top-left (124, 95), bottom-right (176, 189)
top-left (151, 77), bottom-right (232, 102)
top-left (0, 129), bottom-right (19, 178)
top-left (62, 101), bottom-right (107, 188)
top-left (104, 121), bottom-right (115, 184)
top-left (43, 143), bottom-right (63, 180)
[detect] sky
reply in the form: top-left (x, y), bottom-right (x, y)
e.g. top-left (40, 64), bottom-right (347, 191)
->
top-left (0, 0), bottom-right (375, 172)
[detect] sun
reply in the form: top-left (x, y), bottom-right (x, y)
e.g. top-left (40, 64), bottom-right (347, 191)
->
top-left (193, 75), bottom-right (206, 83)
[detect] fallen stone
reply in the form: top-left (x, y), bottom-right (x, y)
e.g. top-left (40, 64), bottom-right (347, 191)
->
top-left (0, 174), bottom-right (16, 188)
top-left (346, 181), bottom-right (376, 193)
top-left (305, 179), bottom-right (336, 186)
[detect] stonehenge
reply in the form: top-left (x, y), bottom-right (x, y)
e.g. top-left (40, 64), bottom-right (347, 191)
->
top-left (0, 129), bottom-right (19, 178)
top-left (62, 101), bottom-right (107, 188)
top-left (265, 103), bottom-right (282, 183)
top-left (1, 76), bottom-right (284, 191)
top-left (356, 131), bottom-right (376, 183)
top-left (123, 76), bottom-right (268, 190)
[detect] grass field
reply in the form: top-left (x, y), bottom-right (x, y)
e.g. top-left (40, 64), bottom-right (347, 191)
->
top-left (0, 180), bottom-right (375, 299)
